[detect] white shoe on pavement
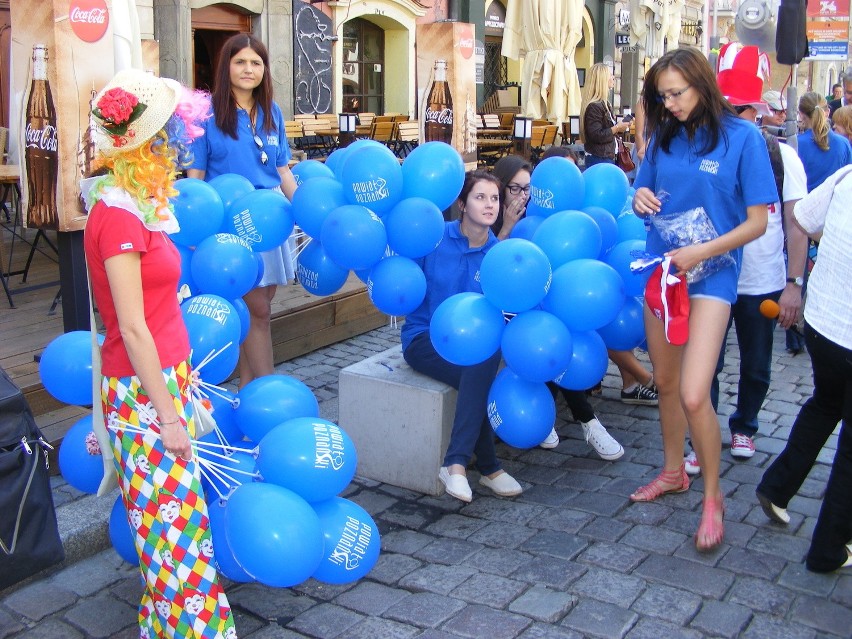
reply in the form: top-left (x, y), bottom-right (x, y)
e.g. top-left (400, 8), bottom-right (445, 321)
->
top-left (479, 471), bottom-right (523, 497)
top-left (439, 467), bottom-right (472, 502)
top-left (539, 427), bottom-right (560, 449)
top-left (684, 450), bottom-right (701, 476)
top-left (581, 417), bottom-right (624, 460)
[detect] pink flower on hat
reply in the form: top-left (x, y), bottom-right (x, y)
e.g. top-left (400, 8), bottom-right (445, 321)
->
top-left (93, 87), bottom-right (147, 137)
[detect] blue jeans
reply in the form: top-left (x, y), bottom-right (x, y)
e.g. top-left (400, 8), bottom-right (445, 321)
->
top-left (711, 290), bottom-right (781, 437)
top-left (757, 323), bottom-right (852, 572)
top-left (403, 332), bottom-right (502, 474)
top-left (584, 154), bottom-right (615, 168)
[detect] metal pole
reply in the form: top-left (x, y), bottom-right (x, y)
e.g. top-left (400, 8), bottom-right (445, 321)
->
top-left (785, 63), bottom-right (799, 151)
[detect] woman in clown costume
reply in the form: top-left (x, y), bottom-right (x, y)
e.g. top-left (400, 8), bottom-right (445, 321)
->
top-left (83, 69), bottom-right (236, 638)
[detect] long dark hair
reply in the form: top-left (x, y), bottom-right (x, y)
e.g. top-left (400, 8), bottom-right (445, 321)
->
top-left (212, 34), bottom-right (277, 138)
top-left (491, 155), bottom-right (531, 235)
top-left (642, 47), bottom-right (735, 157)
top-left (457, 170), bottom-right (503, 220)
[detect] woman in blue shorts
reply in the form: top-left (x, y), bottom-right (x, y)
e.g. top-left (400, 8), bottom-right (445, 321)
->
top-left (631, 48), bottom-right (777, 550)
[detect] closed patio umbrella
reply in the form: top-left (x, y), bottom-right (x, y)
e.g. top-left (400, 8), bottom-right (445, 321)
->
top-left (502, 0), bottom-right (584, 124)
top-left (628, 0), bottom-right (683, 59)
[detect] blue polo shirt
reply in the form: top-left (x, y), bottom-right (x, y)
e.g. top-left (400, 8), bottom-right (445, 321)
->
top-left (189, 102), bottom-right (291, 189)
top-left (796, 129), bottom-right (852, 192)
top-left (401, 220), bottom-right (497, 351)
top-left (634, 114), bottom-right (777, 301)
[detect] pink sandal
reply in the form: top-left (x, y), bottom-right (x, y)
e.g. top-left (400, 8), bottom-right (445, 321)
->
top-left (630, 464), bottom-right (690, 502)
top-left (695, 495), bottom-right (725, 552)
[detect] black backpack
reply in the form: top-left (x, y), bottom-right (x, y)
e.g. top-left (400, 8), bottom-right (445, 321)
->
top-left (761, 129), bottom-right (785, 205)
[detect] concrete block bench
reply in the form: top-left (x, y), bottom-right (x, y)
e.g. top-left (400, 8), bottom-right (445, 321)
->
top-left (338, 345), bottom-right (456, 496)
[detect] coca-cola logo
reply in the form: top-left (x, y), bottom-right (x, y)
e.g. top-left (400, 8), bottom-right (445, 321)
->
top-left (25, 123), bottom-right (58, 154)
top-left (457, 25), bottom-right (474, 59)
top-left (69, 0), bottom-right (109, 43)
top-left (425, 108), bottom-right (454, 125)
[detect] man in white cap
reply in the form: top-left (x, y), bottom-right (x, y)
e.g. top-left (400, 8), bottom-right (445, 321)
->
top-left (761, 90), bottom-right (787, 131)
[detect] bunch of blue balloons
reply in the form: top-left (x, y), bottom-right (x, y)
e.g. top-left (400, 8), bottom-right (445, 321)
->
top-left (425, 158), bottom-right (653, 449)
top-left (292, 141), bottom-right (463, 317)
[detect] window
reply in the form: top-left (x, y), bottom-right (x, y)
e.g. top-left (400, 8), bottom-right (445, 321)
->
top-left (341, 18), bottom-right (384, 114)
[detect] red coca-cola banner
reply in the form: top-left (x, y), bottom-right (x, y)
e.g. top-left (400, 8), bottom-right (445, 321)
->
top-left (10, 0), bottom-right (115, 231)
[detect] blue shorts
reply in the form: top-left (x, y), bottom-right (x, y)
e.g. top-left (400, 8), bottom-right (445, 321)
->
top-left (687, 264), bottom-right (737, 304)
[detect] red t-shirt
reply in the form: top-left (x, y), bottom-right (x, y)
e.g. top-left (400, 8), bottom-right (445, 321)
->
top-left (84, 199), bottom-right (190, 377)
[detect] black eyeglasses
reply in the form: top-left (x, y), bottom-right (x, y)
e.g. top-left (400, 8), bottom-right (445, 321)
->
top-left (253, 134), bottom-right (268, 165)
top-left (656, 86), bottom-right (691, 103)
top-left (507, 184), bottom-right (531, 195)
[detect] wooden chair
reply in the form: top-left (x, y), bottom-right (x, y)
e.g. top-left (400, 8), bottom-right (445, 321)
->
top-left (393, 120), bottom-right (420, 157)
top-left (530, 125), bottom-right (558, 164)
top-left (532, 118), bottom-right (551, 128)
top-left (499, 112), bottom-right (515, 129)
top-left (357, 112), bottom-right (375, 127)
top-left (369, 120), bottom-right (396, 145)
top-left (482, 113), bottom-right (502, 129)
top-left (373, 115), bottom-right (395, 124)
top-left (392, 114), bottom-right (410, 123)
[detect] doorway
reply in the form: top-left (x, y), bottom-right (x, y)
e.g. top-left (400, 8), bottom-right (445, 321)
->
top-left (191, 4), bottom-right (252, 91)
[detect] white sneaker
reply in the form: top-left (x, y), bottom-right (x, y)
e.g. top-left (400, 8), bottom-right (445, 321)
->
top-left (539, 427), bottom-right (560, 449)
top-left (684, 450), bottom-right (701, 476)
top-left (581, 418), bottom-right (624, 460)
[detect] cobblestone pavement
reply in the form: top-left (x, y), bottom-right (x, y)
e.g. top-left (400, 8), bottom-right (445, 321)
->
top-left (2, 324), bottom-right (851, 639)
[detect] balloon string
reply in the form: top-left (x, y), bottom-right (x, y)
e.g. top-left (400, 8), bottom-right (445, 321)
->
top-left (197, 464), bottom-right (229, 501)
top-left (195, 443), bottom-right (254, 463)
top-left (292, 236), bottom-right (312, 260)
top-left (196, 455), bottom-right (258, 479)
top-left (192, 381), bottom-right (239, 407)
top-left (194, 341), bottom-right (234, 373)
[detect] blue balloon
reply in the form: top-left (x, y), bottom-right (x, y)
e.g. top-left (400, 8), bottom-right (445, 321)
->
top-left (206, 498), bottom-right (254, 582)
top-left (553, 330), bottom-right (609, 391)
top-left (324, 147), bottom-right (351, 181)
top-left (58, 415), bottom-right (104, 494)
top-left (583, 163), bottom-right (630, 215)
top-left (109, 495), bottom-right (138, 565)
top-left (40, 331), bottom-right (102, 406)
top-left (256, 418), bottom-right (357, 503)
top-left (529, 157), bottom-right (584, 215)
top-left (198, 446), bottom-right (256, 499)
top-left (487, 368), bottom-right (556, 449)
top-left (312, 497), bottom-right (381, 584)
top-left (291, 159), bottom-right (335, 186)
top-left (429, 292), bottom-right (505, 366)
top-left (208, 173), bottom-right (255, 211)
top-left (321, 205), bottom-right (387, 271)
top-left (234, 375), bottom-right (319, 443)
top-left (367, 256), bottom-right (427, 316)
top-left (542, 259), bottom-right (625, 331)
top-left (191, 233), bottom-right (257, 300)
top-left (582, 206), bottom-right (619, 258)
top-left (617, 210), bottom-right (647, 242)
top-left (297, 240), bottom-right (350, 296)
top-left (384, 197), bottom-right (445, 258)
top-left (605, 239), bottom-right (652, 297)
top-left (402, 142), bottom-right (465, 210)
top-left (509, 215), bottom-right (545, 240)
top-left (598, 297), bottom-right (646, 350)
top-left (224, 483), bottom-right (324, 587)
top-left (170, 178), bottom-right (225, 247)
top-left (340, 145), bottom-right (403, 215)
top-left (231, 297), bottom-right (250, 344)
top-left (223, 189), bottom-right (294, 252)
top-left (502, 310), bottom-right (573, 383)
top-left (176, 244), bottom-right (198, 300)
top-left (532, 210), bottom-right (601, 269)
top-left (198, 390), bottom-right (243, 446)
top-left (480, 238), bottom-right (552, 313)
top-left (291, 177), bottom-right (347, 239)
top-left (181, 294), bottom-right (241, 384)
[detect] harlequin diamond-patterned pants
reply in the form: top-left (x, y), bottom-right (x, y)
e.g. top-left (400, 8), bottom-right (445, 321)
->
top-left (101, 360), bottom-right (236, 639)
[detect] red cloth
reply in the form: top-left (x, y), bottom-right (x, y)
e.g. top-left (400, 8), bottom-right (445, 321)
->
top-left (645, 260), bottom-right (690, 346)
top-left (84, 199), bottom-right (190, 377)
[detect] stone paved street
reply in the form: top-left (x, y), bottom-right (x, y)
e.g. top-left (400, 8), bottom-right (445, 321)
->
top-left (2, 324), bottom-right (850, 639)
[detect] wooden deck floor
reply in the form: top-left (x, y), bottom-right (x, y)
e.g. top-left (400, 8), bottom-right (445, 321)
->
top-left (1, 219), bottom-right (386, 451)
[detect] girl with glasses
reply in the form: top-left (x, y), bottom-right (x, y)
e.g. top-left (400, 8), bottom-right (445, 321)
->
top-left (631, 47), bottom-right (777, 551)
top-left (188, 34), bottom-right (299, 388)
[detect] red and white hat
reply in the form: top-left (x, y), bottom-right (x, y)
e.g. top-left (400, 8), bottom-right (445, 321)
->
top-left (645, 258), bottom-right (690, 346)
top-left (716, 43), bottom-right (772, 117)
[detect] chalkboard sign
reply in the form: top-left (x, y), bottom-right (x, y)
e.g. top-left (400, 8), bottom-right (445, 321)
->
top-left (293, 1), bottom-right (335, 115)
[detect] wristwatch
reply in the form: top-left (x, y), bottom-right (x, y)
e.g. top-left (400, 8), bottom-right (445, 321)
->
top-left (786, 276), bottom-right (803, 286)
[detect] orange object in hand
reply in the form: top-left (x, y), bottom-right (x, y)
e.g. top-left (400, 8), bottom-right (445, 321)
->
top-left (759, 299), bottom-right (780, 319)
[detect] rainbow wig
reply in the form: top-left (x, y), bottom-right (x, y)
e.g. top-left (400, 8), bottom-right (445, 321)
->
top-left (93, 87), bottom-right (211, 225)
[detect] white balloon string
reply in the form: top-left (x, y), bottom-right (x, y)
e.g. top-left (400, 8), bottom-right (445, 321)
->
top-left (197, 465), bottom-right (228, 501)
top-left (197, 456), bottom-right (258, 479)
top-left (194, 444), bottom-right (253, 464)
top-left (194, 341), bottom-right (234, 373)
top-left (292, 236), bottom-right (313, 260)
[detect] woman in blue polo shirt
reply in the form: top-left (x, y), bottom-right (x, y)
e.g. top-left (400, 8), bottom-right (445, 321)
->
top-left (631, 47), bottom-right (777, 551)
top-left (402, 170), bottom-right (523, 503)
top-left (796, 91), bottom-right (852, 192)
top-left (188, 33), bottom-right (298, 388)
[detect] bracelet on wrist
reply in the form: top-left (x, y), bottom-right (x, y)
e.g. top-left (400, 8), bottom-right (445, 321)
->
top-left (160, 419), bottom-right (180, 426)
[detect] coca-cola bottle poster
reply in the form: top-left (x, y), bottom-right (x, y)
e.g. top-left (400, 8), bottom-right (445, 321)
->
top-left (10, 0), bottom-right (115, 232)
top-left (416, 22), bottom-right (478, 170)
